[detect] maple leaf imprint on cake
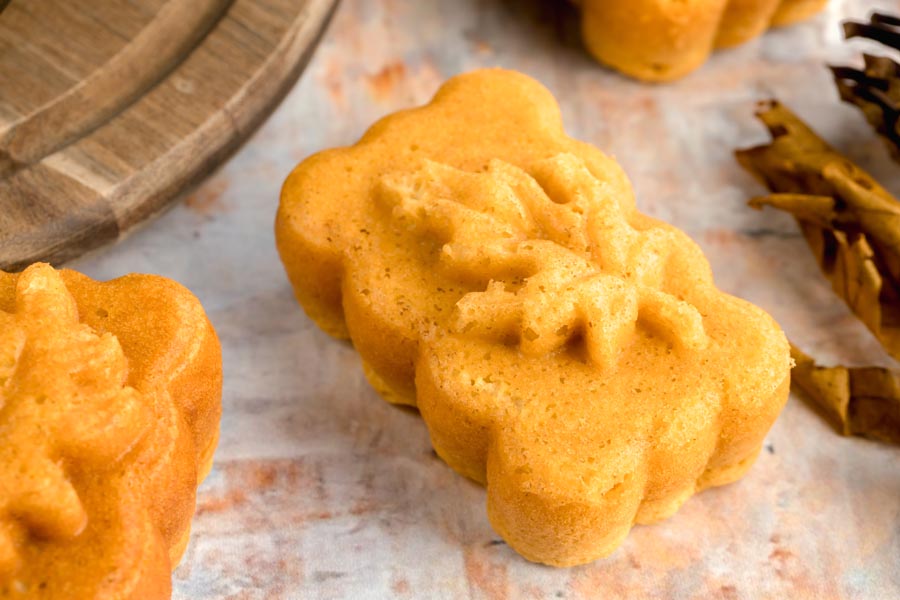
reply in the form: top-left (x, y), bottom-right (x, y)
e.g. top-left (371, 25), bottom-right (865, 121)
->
top-left (377, 153), bottom-right (707, 368)
top-left (0, 265), bottom-right (149, 575)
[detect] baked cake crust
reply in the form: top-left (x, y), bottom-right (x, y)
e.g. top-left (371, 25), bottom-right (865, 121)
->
top-left (276, 69), bottom-right (791, 566)
top-left (0, 264), bottom-right (221, 598)
top-left (579, 0), bottom-right (827, 81)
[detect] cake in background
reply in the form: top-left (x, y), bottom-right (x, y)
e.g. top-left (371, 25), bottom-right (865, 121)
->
top-left (576, 0), bottom-right (827, 81)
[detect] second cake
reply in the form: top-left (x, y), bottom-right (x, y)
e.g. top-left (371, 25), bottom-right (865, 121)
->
top-left (276, 69), bottom-right (791, 566)
top-left (577, 0), bottom-right (827, 81)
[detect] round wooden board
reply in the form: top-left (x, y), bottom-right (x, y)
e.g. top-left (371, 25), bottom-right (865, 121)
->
top-left (0, 0), bottom-right (338, 271)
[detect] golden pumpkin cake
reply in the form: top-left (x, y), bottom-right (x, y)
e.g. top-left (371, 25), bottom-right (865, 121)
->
top-left (0, 263), bottom-right (221, 598)
top-left (276, 69), bottom-right (791, 566)
top-left (577, 0), bottom-right (827, 81)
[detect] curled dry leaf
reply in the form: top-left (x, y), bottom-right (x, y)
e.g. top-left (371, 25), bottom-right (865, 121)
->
top-left (736, 100), bottom-right (900, 362)
top-left (832, 13), bottom-right (900, 161)
top-left (791, 344), bottom-right (900, 445)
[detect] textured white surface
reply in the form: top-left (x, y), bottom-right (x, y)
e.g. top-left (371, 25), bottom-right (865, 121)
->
top-left (72, 0), bottom-right (900, 597)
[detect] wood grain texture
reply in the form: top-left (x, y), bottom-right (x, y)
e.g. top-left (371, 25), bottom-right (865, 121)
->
top-left (0, 0), bottom-right (338, 271)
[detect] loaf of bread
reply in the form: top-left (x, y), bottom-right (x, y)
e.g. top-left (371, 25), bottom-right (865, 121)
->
top-left (0, 263), bottom-right (221, 598)
top-left (276, 69), bottom-right (791, 566)
top-left (578, 0), bottom-right (827, 81)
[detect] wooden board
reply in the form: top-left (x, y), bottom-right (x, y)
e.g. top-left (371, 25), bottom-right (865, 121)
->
top-left (0, 0), bottom-right (338, 271)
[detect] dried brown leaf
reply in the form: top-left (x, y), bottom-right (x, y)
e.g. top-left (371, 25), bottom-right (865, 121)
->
top-left (832, 13), bottom-right (900, 162)
top-left (791, 344), bottom-right (900, 444)
top-left (736, 101), bottom-right (900, 361)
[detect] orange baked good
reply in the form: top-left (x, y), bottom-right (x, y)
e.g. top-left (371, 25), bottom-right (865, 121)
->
top-left (577, 0), bottom-right (827, 81)
top-left (0, 263), bottom-right (221, 598)
top-left (276, 69), bottom-right (791, 566)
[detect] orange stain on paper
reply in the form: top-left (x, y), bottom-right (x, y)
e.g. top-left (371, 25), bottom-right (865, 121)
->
top-left (185, 176), bottom-right (230, 216)
top-left (464, 545), bottom-right (509, 600)
top-left (366, 62), bottom-right (407, 101)
top-left (391, 577), bottom-right (411, 596)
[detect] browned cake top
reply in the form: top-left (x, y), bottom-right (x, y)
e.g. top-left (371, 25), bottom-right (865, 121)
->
top-left (0, 264), bottom-right (221, 599)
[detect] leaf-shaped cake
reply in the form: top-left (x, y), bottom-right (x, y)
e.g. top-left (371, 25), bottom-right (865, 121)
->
top-left (576, 0), bottom-right (826, 81)
top-left (0, 264), bottom-right (221, 599)
top-left (276, 69), bottom-right (791, 566)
